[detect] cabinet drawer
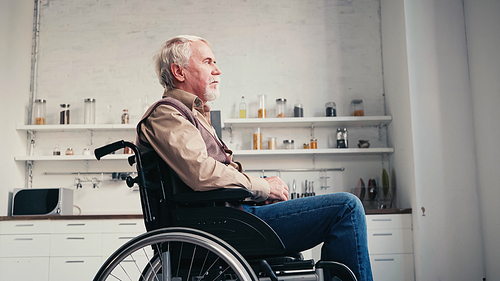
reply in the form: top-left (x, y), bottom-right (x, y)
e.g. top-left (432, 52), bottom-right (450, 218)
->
top-left (102, 232), bottom-right (142, 257)
top-left (370, 253), bottom-right (414, 281)
top-left (367, 228), bottom-right (413, 254)
top-left (0, 257), bottom-right (50, 281)
top-left (0, 234), bottom-right (51, 257)
top-left (50, 234), bottom-right (102, 256)
top-left (366, 214), bottom-right (412, 230)
top-left (51, 220), bottom-right (102, 233)
top-left (0, 220), bottom-right (51, 234)
top-left (102, 219), bottom-right (145, 233)
top-left (49, 256), bottom-right (102, 281)
top-left (103, 254), bottom-right (151, 281)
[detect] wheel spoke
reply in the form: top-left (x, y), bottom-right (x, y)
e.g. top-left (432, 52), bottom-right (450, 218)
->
top-left (187, 245), bottom-right (197, 281)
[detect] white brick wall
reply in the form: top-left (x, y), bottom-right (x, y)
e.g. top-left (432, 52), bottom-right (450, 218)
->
top-left (28, 0), bottom-right (386, 215)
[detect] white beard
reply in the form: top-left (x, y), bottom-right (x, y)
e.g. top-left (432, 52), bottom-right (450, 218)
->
top-left (203, 77), bottom-right (221, 101)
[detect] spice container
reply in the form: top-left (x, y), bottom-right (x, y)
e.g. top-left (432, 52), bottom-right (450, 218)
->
top-left (343, 128), bottom-right (348, 148)
top-left (283, 139), bottom-right (295, 149)
top-left (121, 109), bottom-right (129, 124)
top-left (53, 144), bottom-right (61, 156)
top-left (239, 96), bottom-right (247, 118)
top-left (303, 143), bottom-right (310, 149)
top-left (258, 95), bottom-right (267, 118)
top-left (325, 102), bottom-right (336, 117)
top-left (293, 103), bottom-right (303, 117)
top-left (34, 99), bottom-right (46, 125)
top-left (350, 99), bottom-right (364, 116)
top-left (310, 138), bottom-right (318, 149)
top-left (65, 148), bottom-right (74, 155)
top-left (336, 128), bottom-right (347, 148)
top-left (84, 98), bottom-right (96, 124)
top-left (276, 98), bottom-right (287, 118)
top-left (253, 128), bottom-right (262, 150)
top-left (60, 104), bottom-right (70, 124)
top-left (268, 137), bottom-right (277, 150)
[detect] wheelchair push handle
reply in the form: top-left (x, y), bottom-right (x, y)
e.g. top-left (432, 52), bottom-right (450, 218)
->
top-left (94, 140), bottom-right (138, 160)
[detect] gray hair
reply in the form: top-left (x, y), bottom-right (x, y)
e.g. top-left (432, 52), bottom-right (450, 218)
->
top-left (154, 35), bottom-right (209, 90)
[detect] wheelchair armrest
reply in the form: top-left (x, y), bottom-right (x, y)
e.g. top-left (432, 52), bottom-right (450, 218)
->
top-left (173, 188), bottom-right (252, 204)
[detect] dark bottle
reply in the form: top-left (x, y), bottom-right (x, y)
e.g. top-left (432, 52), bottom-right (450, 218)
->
top-left (293, 103), bottom-right (303, 117)
top-left (325, 102), bottom-right (336, 117)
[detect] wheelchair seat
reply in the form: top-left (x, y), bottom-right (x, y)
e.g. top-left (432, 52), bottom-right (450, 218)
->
top-left (93, 140), bottom-right (357, 281)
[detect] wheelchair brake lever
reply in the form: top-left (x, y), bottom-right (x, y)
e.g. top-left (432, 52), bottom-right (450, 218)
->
top-left (260, 260), bottom-right (278, 281)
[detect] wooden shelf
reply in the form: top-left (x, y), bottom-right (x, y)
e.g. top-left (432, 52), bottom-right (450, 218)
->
top-left (223, 116), bottom-right (392, 128)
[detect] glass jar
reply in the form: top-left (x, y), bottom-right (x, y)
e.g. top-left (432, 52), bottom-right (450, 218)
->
top-left (336, 128), bottom-right (346, 148)
top-left (283, 139), bottom-right (295, 149)
top-left (84, 98), bottom-right (96, 124)
top-left (121, 109), bottom-right (129, 124)
top-left (325, 102), bottom-right (336, 117)
top-left (60, 104), bottom-right (70, 124)
top-left (303, 143), bottom-right (310, 149)
top-left (239, 96), bottom-right (247, 118)
top-left (253, 128), bottom-right (262, 150)
top-left (258, 95), bottom-right (267, 118)
top-left (65, 148), bottom-right (74, 155)
top-left (350, 99), bottom-right (364, 116)
top-left (34, 99), bottom-right (46, 125)
top-left (310, 138), bottom-right (318, 149)
top-left (293, 103), bottom-right (303, 117)
top-left (276, 98), bottom-right (287, 118)
top-left (53, 144), bottom-right (61, 156)
top-left (268, 137), bottom-right (277, 150)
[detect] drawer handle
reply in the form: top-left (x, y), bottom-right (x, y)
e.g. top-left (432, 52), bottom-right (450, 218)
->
top-left (15, 224), bottom-right (35, 227)
top-left (67, 223), bottom-right (86, 226)
top-left (374, 258), bottom-right (395, 262)
top-left (14, 238), bottom-right (33, 241)
top-left (65, 260), bottom-right (85, 263)
top-left (372, 219), bottom-right (392, 222)
top-left (67, 237), bottom-right (85, 240)
top-left (118, 223), bottom-right (138, 226)
top-left (373, 233), bottom-right (393, 236)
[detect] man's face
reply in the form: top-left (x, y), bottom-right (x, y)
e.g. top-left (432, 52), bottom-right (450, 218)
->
top-left (181, 41), bottom-right (222, 102)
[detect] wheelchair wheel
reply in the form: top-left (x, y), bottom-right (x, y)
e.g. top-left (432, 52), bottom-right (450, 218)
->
top-left (93, 227), bottom-right (258, 281)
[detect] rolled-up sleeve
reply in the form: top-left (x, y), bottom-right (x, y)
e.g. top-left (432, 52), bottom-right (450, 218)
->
top-left (139, 105), bottom-right (270, 202)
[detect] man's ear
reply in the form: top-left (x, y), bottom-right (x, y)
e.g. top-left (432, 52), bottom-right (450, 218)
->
top-left (170, 63), bottom-right (185, 82)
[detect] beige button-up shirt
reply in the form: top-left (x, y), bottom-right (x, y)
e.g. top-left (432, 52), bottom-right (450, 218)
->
top-left (137, 89), bottom-right (270, 202)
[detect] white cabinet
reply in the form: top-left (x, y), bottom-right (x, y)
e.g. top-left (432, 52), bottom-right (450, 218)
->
top-left (0, 220), bottom-right (51, 281)
top-left (367, 214), bottom-right (414, 281)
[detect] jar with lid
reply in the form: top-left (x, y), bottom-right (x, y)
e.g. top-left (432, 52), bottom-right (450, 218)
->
top-left (65, 148), bottom-right (74, 155)
top-left (60, 104), bottom-right (70, 124)
top-left (325, 102), bottom-right (336, 117)
top-left (258, 95), bottom-right (267, 118)
top-left (268, 137), bottom-right (277, 150)
top-left (303, 143), bottom-right (310, 149)
top-left (310, 138), bottom-right (318, 149)
top-left (239, 96), bottom-right (247, 118)
top-left (53, 144), bottom-right (61, 156)
top-left (276, 98), bottom-right (287, 118)
top-left (34, 99), bottom-right (46, 125)
top-left (283, 139), bottom-right (295, 149)
top-left (84, 98), bottom-right (96, 124)
top-left (293, 103), bottom-right (303, 117)
top-left (253, 128), bottom-right (262, 150)
top-left (336, 128), bottom-right (347, 148)
top-left (121, 109), bottom-right (129, 124)
top-left (350, 99), bottom-right (364, 116)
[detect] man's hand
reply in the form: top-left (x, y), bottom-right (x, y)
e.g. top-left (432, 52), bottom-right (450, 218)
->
top-left (264, 176), bottom-right (289, 204)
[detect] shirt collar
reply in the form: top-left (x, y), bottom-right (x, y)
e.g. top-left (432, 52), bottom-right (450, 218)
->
top-left (162, 88), bottom-right (204, 113)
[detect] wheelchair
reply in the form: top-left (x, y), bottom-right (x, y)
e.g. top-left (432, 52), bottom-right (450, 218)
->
top-left (93, 140), bottom-right (357, 281)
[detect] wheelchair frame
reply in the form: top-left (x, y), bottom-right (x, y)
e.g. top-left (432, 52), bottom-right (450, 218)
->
top-left (93, 140), bottom-right (357, 281)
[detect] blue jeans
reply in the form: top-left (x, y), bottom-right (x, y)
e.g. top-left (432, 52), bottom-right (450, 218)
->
top-left (242, 192), bottom-right (373, 281)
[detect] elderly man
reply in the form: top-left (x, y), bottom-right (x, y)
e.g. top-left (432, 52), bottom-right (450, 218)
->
top-left (137, 35), bottom-right (373, 281)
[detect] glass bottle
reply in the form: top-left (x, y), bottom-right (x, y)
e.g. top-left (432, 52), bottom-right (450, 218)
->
top-left (253, 128), bottom-right (262, 150)
top-left (293, 103), bottom-right (303, 117)
top-left (258, 95), bottom-right (267, 118)
top-left (239, 96), bottom-right (247, 118)
top-left (343, 128), bottom-right (348, 148)
top-left (310, 138), bottom-right (318, 149)
top-left (121, 109), bottom-right (129, 124)
top-left (276, 98), bottom-right (287, 118)
top-left (60, 104), bottom-right (70, 124)
top-left (84, 98), bottom-right (96, 124)
top-left (325, 102), bottom-right (336, 117)
top-left (53, 144), bottom-right (61, 156)
top-left (34, 99), bottom-right (46, 125)
top-left (336, 128), bottom-right (346, 148)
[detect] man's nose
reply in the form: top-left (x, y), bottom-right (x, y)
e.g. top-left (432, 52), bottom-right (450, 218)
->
top-left (212, 64), bottom-right (222, 75)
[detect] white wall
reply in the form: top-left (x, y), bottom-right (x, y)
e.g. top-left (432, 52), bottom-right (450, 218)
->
top-left (0, 0), bottom-right (34, 215)
top-left (464, 0), bottom-right (500, 279)
top-left (403, 0), bottom-right (484, 280)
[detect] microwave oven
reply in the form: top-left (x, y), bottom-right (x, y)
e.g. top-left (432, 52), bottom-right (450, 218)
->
top-left (11, 188), bottom-right (73, 216)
